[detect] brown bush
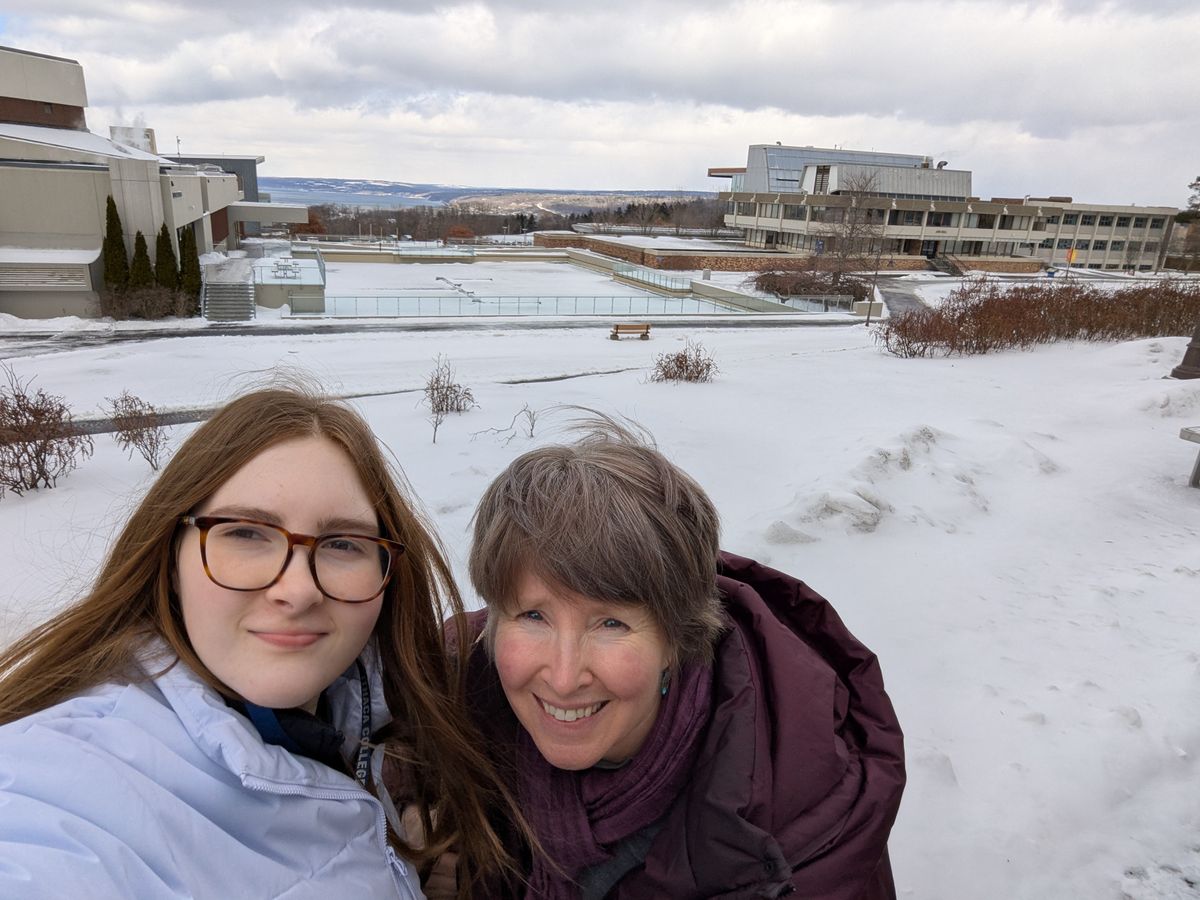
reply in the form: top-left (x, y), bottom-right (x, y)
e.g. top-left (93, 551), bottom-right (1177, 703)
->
top-left (753, 270), bottom-right (872, 302)
top-left (100, 286), bottom-right (194, 320)
top-left (650, 339), bottom-right (719, 383)
top-left (107, 391), bottom-right (169, 470)
top-left (0, 365), bottom-right (93, 497)
top-left (876, 278), bottom-right (1200, 358)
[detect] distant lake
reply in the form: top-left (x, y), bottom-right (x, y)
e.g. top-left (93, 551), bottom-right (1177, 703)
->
top-left (261, 188), bottom-right (444, 209)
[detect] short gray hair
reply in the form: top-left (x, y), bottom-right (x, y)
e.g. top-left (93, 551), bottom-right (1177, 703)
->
top-left (468, 415), bottom-right (725, 666)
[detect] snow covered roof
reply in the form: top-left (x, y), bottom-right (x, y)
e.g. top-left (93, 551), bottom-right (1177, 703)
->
top-left (0, 122), bottom-right (169, 163)
top-left (0, 245), bottom-right (100, 265)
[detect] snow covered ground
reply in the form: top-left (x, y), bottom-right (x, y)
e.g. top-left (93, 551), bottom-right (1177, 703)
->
top-left (1, 321), bottom-right (1199, 899)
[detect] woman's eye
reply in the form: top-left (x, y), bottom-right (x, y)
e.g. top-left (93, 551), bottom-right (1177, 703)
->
top-left (601, 618), bottom-right (628, 630)
top-left (219, 525), bottom-right (271, 542)
top-left (321, 537), bottom-right (369, 556)
top-left (517, 610), bottom-right (544, 622)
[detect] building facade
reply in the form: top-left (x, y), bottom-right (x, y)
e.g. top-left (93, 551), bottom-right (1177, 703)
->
top-left (711, 144), bottom-right (1176, 273)
top-left (0, 45), bottom-right (306, 318)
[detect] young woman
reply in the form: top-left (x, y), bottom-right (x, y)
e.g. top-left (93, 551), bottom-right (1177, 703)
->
top-left (0, 388), bottom-right (516, 899)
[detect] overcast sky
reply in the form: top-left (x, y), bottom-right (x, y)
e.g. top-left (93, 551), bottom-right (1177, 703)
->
top-left (2, 1), bottom-right (1196, 206)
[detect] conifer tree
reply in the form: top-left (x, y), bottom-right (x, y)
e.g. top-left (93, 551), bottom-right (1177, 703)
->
top-left (154, 223), bottom-right (179, 291)
top-left (128, 231), bottom-right (154, 290)
top-left (102, 196), bottom-right (129, 291)
top-left (179, 225), bottom-right (203, 310)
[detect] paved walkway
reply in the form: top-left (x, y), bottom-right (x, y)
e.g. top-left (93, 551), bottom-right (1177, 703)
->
top-left (877, 282), bottom-right (928, 316)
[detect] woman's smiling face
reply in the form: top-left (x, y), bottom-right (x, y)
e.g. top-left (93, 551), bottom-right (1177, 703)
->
top-left (491, 571), bottom-right (671, 771)
top-left (175, 435), bottom-right (384, 712)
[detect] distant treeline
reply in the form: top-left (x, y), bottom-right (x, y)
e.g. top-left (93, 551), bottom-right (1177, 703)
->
top-left (289, 198), bottom-right (728, 239)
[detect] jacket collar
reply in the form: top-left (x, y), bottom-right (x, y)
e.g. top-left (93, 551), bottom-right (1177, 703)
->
top-left (137, 639), bottom-right (392, 791)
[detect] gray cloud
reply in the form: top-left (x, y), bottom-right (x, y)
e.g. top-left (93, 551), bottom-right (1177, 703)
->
top-left (2, 0), bottom-right (1193, 201)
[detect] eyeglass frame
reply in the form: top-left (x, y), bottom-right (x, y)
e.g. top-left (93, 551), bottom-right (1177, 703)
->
top-left (178, 515), bottom-right (405, 604)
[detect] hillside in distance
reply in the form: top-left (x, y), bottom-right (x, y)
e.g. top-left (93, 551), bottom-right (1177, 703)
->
top-left (258, 177), bottom-right (714, 215)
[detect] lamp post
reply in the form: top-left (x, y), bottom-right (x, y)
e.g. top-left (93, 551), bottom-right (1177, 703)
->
top-left (1171, 316), bottom-right (1200, 379)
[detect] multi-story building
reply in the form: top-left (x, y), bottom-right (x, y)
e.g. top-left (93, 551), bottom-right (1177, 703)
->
top-left (710, 144), bottom-right (1176, 273)
top-left (0, 45), bottom-right (305, 317)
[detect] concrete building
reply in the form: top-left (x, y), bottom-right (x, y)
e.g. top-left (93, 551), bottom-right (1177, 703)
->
top-left (711, 143), bottom-right (1176, 273)
top-left (0, 45), bottom-right (306, 317)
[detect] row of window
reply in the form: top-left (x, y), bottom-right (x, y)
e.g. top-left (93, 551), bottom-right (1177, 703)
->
top-left (1042, 238), bottom-right (1159, 253)
top-left (1045, 214), bottom-right (1165, 229)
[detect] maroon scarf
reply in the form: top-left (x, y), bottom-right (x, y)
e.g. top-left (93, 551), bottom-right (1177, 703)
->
top-left (518, 662), bottom-right (713, 899)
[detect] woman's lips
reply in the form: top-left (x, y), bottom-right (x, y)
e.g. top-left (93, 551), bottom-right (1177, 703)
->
top-left (251, 631), bottom-right (324, 648)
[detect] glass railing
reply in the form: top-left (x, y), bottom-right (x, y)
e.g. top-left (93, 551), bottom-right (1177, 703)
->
top-left (284, 295), bottom-right (742, 318)
top-left (612, 263), bottom-right (693, 291)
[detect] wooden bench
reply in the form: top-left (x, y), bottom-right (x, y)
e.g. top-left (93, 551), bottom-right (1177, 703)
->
top-left (1182, 426), bottom-right (1200, 488)
top-left (610, 323), bottom-right (651, 341)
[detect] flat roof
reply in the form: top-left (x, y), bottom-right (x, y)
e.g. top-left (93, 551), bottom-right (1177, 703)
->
top-left (167, 154), bottom-right (266, 163)
top-left (0, 45), bottom-right (80, 65)
top-left (0, 122), bottom-right (166, 162)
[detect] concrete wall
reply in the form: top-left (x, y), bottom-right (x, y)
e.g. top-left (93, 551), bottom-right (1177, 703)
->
top-left (109, 158), bottom-right (165, 257)
top-left (0, 164), bottom-right (107, 248)
top-left (0, 48), bottom-right (87, 106)
top-left (0, 290), bottom-right (100, 318)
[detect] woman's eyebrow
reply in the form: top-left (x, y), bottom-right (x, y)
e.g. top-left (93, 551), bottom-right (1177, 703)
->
top-left (203, 506), bottom-right (378, 535)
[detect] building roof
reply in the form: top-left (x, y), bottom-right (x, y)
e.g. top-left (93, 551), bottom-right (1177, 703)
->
top-left (168, 154), bottom-right (266, 163)
top-left (0, 122), bottom-right (168, 162)
top-left (0, 45), bottom-right (79, 65)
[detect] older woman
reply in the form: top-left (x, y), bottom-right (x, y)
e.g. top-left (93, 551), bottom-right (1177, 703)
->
top-left (463, 420), bottom-right (905, 899)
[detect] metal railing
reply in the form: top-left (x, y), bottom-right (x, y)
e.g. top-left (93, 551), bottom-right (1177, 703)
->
top-left (284, 294), bottom-right (742, 318)
top-left (781, 294), bottom-right (856, 312)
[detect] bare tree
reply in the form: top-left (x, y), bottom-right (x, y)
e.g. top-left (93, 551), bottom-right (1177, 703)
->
top-left (0, 365), bottom-right (93, 496)
top-left (815, 170), bottom-right (885, 286)
top-left (107, 391), bottom-right (169, 470)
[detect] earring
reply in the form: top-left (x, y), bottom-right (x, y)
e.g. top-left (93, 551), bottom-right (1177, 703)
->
top-left (659, 669), bottom-right (671, 697)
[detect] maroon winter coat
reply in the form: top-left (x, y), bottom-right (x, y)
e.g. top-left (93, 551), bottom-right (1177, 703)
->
top-left (465, 552), bottom-right (905, 899)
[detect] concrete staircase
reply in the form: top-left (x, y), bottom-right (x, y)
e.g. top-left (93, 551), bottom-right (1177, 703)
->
top-left (930, 255), bottom-right (964, 277)
top-left (201, 281), bottom-right (255, 322)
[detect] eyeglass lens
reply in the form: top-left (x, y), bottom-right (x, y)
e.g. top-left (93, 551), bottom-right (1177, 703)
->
top-left (204, 520), bottom-right (388, 602)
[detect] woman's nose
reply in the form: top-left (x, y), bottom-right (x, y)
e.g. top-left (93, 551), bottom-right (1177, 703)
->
top-left (544, 638), bottom-right (593, 696)
top-left (267, 547), bottom-right (324, 609)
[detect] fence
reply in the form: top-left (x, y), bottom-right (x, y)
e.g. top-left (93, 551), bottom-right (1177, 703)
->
top-left (782, 294), bottom-right (856, 312)
top-left (285, 294), bottom-right (740, 318)
top-left (612, 262), bottom-right (693, 292)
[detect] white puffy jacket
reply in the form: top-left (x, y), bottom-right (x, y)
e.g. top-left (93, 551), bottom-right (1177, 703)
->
top-left (0, 643), bottom-right (424, 900)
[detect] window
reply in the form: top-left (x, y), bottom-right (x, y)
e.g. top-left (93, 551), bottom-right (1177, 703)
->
top-left (1087, 263), bottom-right (1102, 269)
top-left (1099, 215), bottom-right (1113, 227)
top-left (1150, 217), bottom-right (1165, 229)
top-left (1040, 238), bottom-right (1054, 248)
top-left (1111, 240), bottom-right (1125, 251)
top-left (736, 202), bottom-right (756, 216)
top-left (927, 212), bottom-right (959, 227)
top-left (1045, 215), bottom-right (1060, 225)
top-left (1144, 241), bottom-right (1159, 253)
top-left (1091, 240), bottom-right (1107, 251)
top-left (1105, 264), bottom-right (1119, 269)
top-left (888, 209), bottom-right (925, 226)
top-left (1139, 265), bottom-right (1152, 271)
top-left (758, 203), bottom-right (780, 218)
top-left (998, 215), bottom-right (1030, 231)
top-left (1133, 217), bottom-right (1148, 228)
top-left (1080, 214), bottom-right (1096, 226)
top-left (1056, 239), bottom-right (1072, 249)
top-left (1116, 216), bottom-right (1131, 227)
top-left (1075, 240), bottom-right (1090, 250)
top-left (1126, 242), bottom-right (1142, 254)
top-left (782, 205), bottom-right (806, 220)
top-left (1063, 213), bottom-right (1079, 225)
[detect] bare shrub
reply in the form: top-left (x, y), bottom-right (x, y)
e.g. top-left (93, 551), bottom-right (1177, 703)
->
top-left (100, 286), bottom-right (193, 320)
top-left (471, 404), bottom-right (540, 446)
top-left (650, 339), bottom-right (719, 383)
top-left (876, 279), bottom-right (1200, 358)
top-left (423, 355), bottom-right (477, 443)
top-left (0, 366), bottom-right (93, 496)
top-left (106, 391), bottom-right (169, 470)
top-left (754, 270), bottom-right (871, 302)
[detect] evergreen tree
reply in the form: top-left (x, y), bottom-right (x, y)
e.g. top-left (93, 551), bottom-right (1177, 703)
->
top-left (154, 223), bottom-right (179, 291)
top-left (102, 196), bottom-right (129, 291)
top-left (179, 225), bottom-right (203, 310)
top-left (128, 231), bottom-right (154, 290)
